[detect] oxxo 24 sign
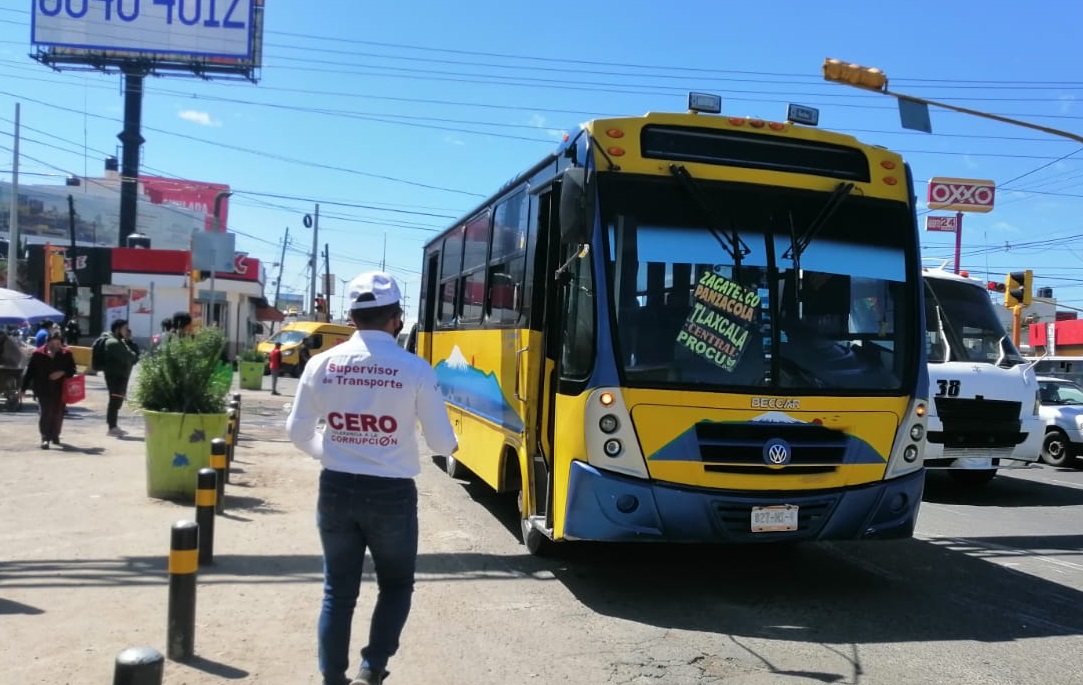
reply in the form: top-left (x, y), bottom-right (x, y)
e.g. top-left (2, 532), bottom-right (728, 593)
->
top-left (927, 177), bottom-right (996, 214)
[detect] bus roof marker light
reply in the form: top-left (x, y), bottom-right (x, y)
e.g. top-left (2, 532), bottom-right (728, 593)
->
top-left (688, 92), bottom-right (722, 114)
top-left (607, 147), bottom-right (626, 157)
top-left (786, 104), bottom-right (820, 127)
top-left (599, 391), bottom-right (616, 407)
top-left (749, 119), bottom-right (766, 128)
top-left (606, 128), bottom-right (625, 138)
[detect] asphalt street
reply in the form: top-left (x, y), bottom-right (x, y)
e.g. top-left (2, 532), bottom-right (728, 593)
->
top-left (2, 373), bottom-right (1082, 684)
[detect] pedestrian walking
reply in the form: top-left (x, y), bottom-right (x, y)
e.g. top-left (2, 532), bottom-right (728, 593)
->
top-left (286, 271), bottom-right (457, 685)
top-left (21, 330), bottom-right (76, 449)
top-left (34, 320), bottom-right (52, 348)
top-left (151, 317), bottom-right (172, 353)
top-left (269, 342), bottom-right (282, 395)
top-left (97, 319), bottom-right (139, 437)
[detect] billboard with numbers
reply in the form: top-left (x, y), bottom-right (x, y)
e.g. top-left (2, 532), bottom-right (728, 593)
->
top-left (31, 0), bottom-right (264, 81)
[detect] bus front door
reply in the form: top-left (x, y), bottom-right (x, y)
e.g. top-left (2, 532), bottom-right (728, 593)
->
top-left (518, 189), bottom-right (561, 551)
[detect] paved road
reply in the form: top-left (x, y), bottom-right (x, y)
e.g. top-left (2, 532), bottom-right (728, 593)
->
top-left (3, 373), bottom-right (1083, 684)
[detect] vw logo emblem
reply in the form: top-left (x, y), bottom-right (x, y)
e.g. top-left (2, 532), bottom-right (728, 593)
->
top-left (763, 438), bottom-right (792, 466)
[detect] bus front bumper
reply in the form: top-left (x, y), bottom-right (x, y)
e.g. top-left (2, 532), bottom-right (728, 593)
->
top-left (563, 461), bottom-right (924, 544)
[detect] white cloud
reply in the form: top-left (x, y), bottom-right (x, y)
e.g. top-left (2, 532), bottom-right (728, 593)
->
top-left (1059, 94), bottom-right (1075, 115)
top-left (529, 113), bottom-right (566, 140)
top-left (962, 154), bottom-right (980, 170)
top-left (442, 135), bottom-right (465, 147)
top-left (990, 221), bottom-right (1019, 233)
top-left (178, 110), bottom-right (221, 127)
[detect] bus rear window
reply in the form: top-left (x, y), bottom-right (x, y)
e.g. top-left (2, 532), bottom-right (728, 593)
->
top-left (641, 125), bottom-right (871, 183)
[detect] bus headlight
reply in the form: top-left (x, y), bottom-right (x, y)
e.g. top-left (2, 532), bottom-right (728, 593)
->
top-left (903, 445), bottom-right (919, 462)
top-left (909, 424), bottom-right (925, 442)
top-left (599, 414), bottom-right (620, 434)
top-left (603, 439), bottom-right (623, 457)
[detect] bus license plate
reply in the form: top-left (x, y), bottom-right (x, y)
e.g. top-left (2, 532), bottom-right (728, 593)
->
top-left (751, 505), bottom-right (799, 532)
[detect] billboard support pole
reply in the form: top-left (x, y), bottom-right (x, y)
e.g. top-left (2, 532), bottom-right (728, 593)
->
top-left (117, 65), bottom-right (145, 247)
top-left (953, 211), bottom-right (963, 275)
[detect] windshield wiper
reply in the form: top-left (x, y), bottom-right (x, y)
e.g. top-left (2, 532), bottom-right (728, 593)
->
top-left (783, 181), bottom-right (854, 261)
top-left (668, 164), bottom-right (750, 265)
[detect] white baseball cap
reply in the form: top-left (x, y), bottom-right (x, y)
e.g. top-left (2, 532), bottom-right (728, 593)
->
top-left (348, 271), bottom-right (402, 310)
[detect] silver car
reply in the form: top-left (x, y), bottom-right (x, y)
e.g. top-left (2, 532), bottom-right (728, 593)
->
top-left (1038, 376), bottom-right (1083, 467)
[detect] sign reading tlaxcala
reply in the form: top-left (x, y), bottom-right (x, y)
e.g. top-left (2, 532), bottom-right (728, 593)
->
top-left (677, 271), bottom-right (760, 372)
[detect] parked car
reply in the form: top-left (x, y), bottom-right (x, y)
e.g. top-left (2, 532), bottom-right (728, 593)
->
top-left (1037, 376), bottom-right (1083, 467)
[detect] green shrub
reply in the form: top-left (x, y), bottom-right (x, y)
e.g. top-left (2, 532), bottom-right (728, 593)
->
top-left (238, 347), bottom-right (266, 363)
top-left (134, 327), bottom-right (230, 414)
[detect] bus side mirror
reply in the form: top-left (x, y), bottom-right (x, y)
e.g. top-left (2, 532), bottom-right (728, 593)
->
top-left (559, 167), bottom-right (593, 244)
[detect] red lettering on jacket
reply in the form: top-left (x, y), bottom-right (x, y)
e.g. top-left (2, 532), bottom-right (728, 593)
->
top-left (326, 412), bottom-right (398, 433)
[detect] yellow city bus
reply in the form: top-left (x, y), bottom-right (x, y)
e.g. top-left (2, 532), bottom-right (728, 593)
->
top-left (417, 97), bottom-right (928, 554)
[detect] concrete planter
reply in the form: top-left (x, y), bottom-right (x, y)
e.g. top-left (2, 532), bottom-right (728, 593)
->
top-left (143, 410), bottom-right (228, 500)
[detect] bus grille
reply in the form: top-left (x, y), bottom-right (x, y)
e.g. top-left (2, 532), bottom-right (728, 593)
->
top-left (695, 422), bottom-right (849, 468)
top-left (930, 397), bottom-right (1023, 449)
top-left (713, 497), bottom-right (838, 540)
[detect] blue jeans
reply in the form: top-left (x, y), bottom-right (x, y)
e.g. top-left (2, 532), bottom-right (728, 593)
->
top-left (317, 469), bottom-right (418, 685)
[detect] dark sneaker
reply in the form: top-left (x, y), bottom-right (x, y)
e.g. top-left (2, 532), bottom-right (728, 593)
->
top-left (51, 438), bottom-right (61, 446)
top-left (40, 441), bottom-right (49, 450)
top-left (350, 668), bottom-right (389, 685)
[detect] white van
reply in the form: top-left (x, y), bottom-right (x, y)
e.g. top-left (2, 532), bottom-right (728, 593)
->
top-left (922, 269), bottom-right (1043, 485)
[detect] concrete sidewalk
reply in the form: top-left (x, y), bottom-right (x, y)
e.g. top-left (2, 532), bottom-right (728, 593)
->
top-left (0, 370), bottom-right (329, 684)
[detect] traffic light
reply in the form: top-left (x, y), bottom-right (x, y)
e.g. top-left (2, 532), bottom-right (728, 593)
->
top-left (823, 58), bottom-right (889, 92)
top-left (190, 269), bottom-right (207, 283)
top-left (1004, 270), bottom-right (1033, 307)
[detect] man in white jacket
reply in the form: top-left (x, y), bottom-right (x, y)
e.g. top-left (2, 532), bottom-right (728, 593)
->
top-left (287, 270), bottom-right (457, 685)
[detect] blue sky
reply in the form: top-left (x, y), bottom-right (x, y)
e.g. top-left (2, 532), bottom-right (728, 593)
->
top-left (3, 1), bottom-right (1083, 321)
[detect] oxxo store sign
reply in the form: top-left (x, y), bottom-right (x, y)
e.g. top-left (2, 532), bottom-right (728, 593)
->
top-left (927, 177), bottom-right (996, 213)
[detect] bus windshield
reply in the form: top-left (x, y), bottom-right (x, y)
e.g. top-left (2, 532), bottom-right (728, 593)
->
top-left (265, 329), bottom-right (307, 346)
top-left (601, 175), bottom-right (915, 392)
top-left (924, 277), bottom-right (1024, 366)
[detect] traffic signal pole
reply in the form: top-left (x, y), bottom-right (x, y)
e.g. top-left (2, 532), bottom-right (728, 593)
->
top-left (823, 59), bottom-right (1083, 145)
top-left (953, 211), bottom-right (963, 274)
top-left (1012, 305), bottom-right (1023, 349)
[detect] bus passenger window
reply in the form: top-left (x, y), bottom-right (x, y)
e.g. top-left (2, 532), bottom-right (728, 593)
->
top-left (438, 280), bottom-right (457, 324)
top-left (461, 271), bottom-right (485, 322)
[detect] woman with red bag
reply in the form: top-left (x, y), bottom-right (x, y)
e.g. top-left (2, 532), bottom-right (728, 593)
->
top-left (21, 330), bottom-right (76, 449)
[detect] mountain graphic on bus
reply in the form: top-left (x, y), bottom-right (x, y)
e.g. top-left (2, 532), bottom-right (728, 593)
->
top-left (648, 412), bottom-right (884, 465)
top-left (433, 345), bottom-right (525, 433)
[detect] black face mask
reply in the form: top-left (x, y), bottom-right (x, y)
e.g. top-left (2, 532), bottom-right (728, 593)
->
top-left (393, 319), bottom-right (404, 338)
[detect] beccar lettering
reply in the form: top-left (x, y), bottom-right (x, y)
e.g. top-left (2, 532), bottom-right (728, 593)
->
top-left (751, 397), bottom-right (801, 409)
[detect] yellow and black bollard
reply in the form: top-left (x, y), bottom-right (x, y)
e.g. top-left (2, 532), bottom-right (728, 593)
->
top-left (229, 396), bottom-right (241, 439)
top-left (195, 468), bottom-right (217, 565)
top-left (210, 439), bottom-right (228, 515)
top-left (112, 646), bottom-right (164, 685)
top-left (167, 520), bottom-right (199, 662)
top-left (225, 409), bottom-right (237, 478)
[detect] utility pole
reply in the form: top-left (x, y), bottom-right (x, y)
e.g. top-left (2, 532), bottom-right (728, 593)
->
top-left (273, 226), bottom-right (290, 310)
top-left (208, 191), bottom-right (232, 327)
top-left (307, 205), bottom-right (319, 316)
top-left (381, 232), bottom-right (387, 271)
top-left (6, 102), bottom-right (19, 291)
top-left (322, 243), bottom-right (331, 322)
top-left (65, 195), bottom-right (78, 321)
